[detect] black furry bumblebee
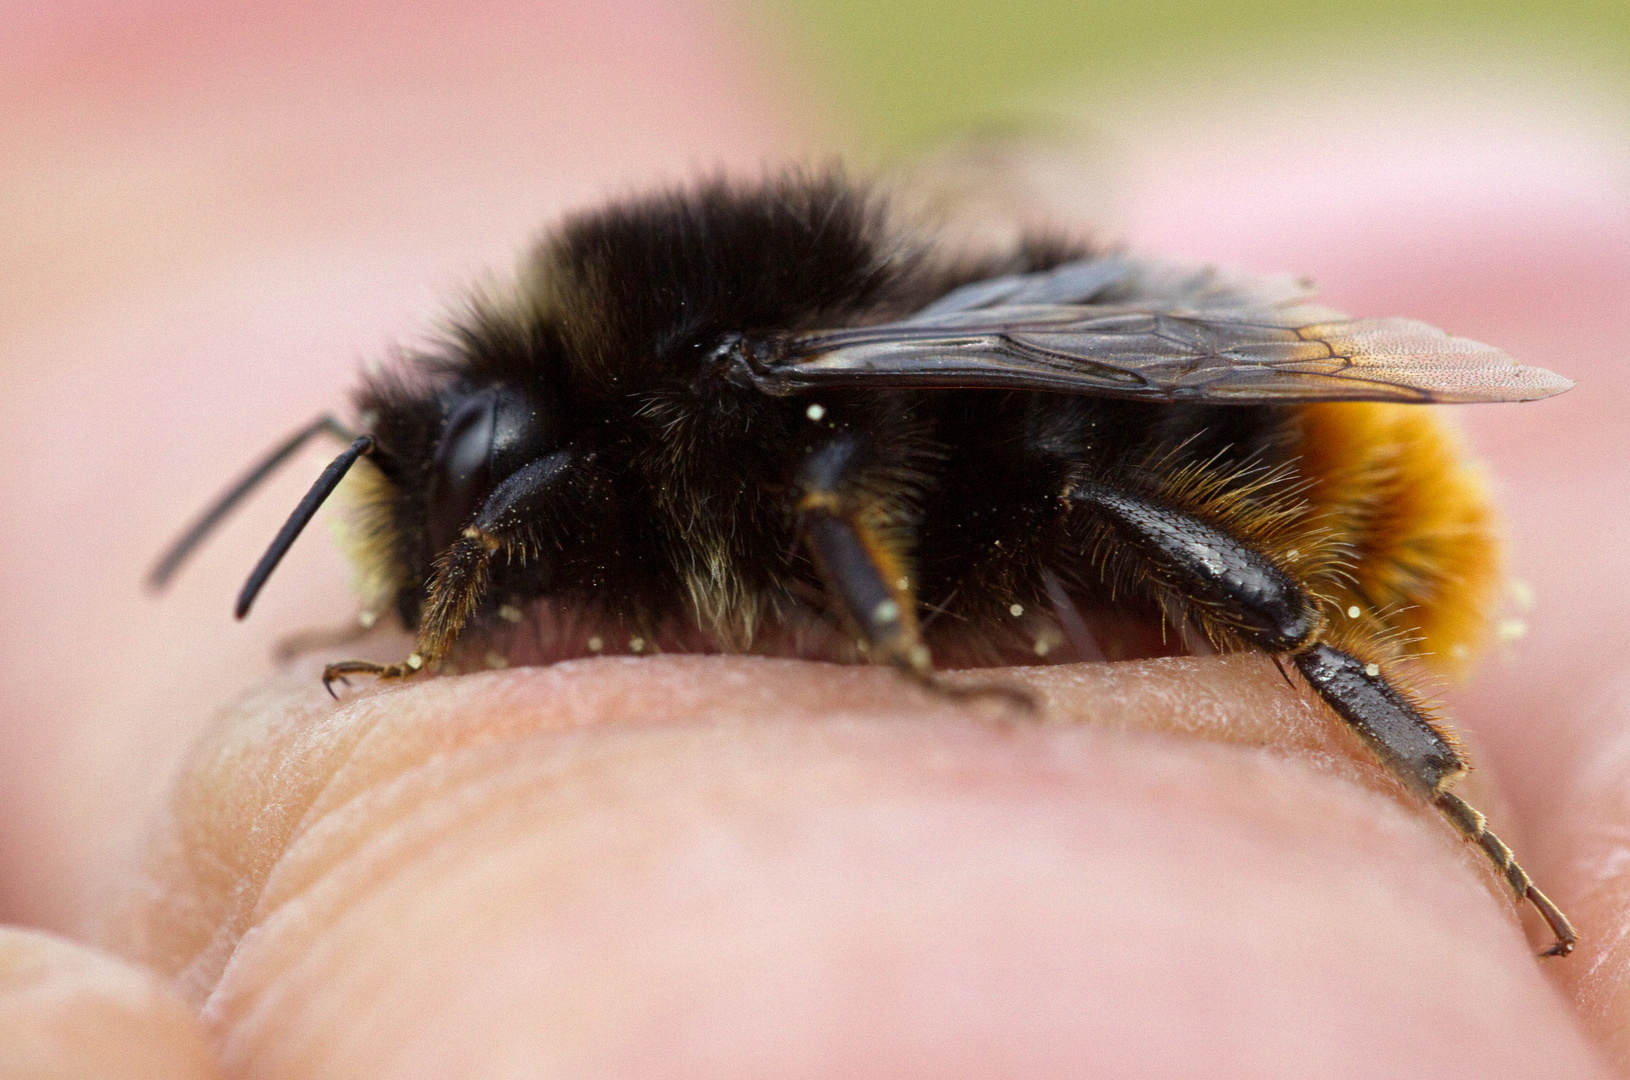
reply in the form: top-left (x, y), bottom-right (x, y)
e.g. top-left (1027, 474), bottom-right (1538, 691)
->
top-left (153, 171), bottom-right (1576, 955)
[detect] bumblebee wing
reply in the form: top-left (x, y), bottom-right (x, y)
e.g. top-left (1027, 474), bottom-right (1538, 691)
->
top-left (755, 292), bottom-right (1571, 405)
top-left (907, 254), bottom-right (1317, 318)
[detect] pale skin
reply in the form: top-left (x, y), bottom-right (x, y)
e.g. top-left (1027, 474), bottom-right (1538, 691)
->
top-left (4, 4), bottom-right (1630, 1077)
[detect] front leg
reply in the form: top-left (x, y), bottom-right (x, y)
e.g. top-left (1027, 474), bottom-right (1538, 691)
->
top-left (1067, 478), bottom-right (1576, 956)
top-left (795, 435), bottom-right (1032, 711)
top-left (325, 450), bottom-right (583, 694)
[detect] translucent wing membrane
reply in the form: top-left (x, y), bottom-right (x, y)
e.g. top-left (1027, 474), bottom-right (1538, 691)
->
top-left (748, 258), bottom-right (1572, 405)
top-left (907, 254), bottom-right (1317, 319)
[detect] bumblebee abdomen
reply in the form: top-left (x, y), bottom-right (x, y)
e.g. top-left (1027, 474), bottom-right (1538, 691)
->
top-left (1293, 402), bottom-right (1500, 672)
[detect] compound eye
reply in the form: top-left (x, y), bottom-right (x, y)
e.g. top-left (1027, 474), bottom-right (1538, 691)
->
top-left (427, 390), bottom-right (498, 554)
top-left (426, 386), bottom-right (552, 554)
top-left (489, 389), bottom-right (549, 478)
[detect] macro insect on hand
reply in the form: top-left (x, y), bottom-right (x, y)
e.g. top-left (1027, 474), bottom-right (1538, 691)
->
top-left (151, 172), bottom-right (1576, 956)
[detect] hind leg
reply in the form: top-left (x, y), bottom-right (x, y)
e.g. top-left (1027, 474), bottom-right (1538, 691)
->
top-left (1295, 644), bottom-right (1575, 956)
top-left (1067, 478), bottom-right (1576, 956)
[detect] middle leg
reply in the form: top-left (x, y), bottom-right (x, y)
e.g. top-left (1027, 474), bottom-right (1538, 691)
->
top-left (794, 433), bottom-right (1032, 710)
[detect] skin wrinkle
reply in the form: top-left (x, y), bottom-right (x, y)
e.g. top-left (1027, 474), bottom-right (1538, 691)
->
top-left (235, 761), bottom-right (1373, 1075)
top-left (112, 677), bottom-right (393, 1002)
top-left (126, 652), bottom-right (1484, 993)
top-left (100, 652), bottom-right (1607, 1078)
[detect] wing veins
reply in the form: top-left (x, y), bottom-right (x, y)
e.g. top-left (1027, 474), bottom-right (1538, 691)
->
top-left (752, 261), bottom-right (1571, 405)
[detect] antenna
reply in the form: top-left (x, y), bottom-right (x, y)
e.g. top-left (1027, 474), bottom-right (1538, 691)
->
top-left (148, 415), bottom-right (357, 590)
top-left (235, 434), bottom-right (375, 618)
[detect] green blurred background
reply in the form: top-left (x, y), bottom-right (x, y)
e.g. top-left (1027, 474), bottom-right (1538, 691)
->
top-left (770, 0), bottom-right (1627, 149)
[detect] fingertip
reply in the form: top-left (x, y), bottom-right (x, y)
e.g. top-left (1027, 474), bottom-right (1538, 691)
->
top-left (109, 656), bottom-right (1612, 1078)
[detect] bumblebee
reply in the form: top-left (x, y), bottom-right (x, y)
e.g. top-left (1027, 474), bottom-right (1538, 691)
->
top-left (152, 172), bottom-right (1575, 955)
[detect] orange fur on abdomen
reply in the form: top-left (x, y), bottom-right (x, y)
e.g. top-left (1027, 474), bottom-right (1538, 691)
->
top-left (1294, 402), bottom-right (1501, 675)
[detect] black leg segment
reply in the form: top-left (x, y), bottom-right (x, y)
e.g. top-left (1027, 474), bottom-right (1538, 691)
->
top-left (795, 434), bottom-right (1031, 710)
top-left (1293, 643), bottom-right (1464, 797)
top-left (1063, 477), bottom-right (1576, 956)
top-left (795, 436), bottom-right (928, 675)
top-left (1069, 481), bottom-right (1320, 652)
top-left (1296, 643), bottom-right (1576, 956)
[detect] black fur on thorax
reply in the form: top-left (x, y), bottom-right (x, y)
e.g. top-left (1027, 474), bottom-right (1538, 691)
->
top-left (354, 172), bottom-right (1292, 654)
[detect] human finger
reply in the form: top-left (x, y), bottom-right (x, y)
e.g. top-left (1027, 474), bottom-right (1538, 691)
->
top-left (98, 655), bottom-right (1611, 1079)
top-left (0, 926), bottom-right (219, 1080)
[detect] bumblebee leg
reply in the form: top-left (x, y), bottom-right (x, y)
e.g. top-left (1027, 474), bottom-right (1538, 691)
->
top-left (323, 655), bottom-right (427, 697)
top-left (322, 526), bottom-right (503, 694)
top-left (1067, 480), bottom-right (1324, 653)
top-left (1436, 792), bottom-right (1576, 958)
top-left (324, 451), bottom-right (581, 694)
top-left (1068, 480), bottom-right (1576, 956)
top-left (797, 437), bottom-right (1032, 711)
top-left (1296, 644), bottom-right (1577, 957)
